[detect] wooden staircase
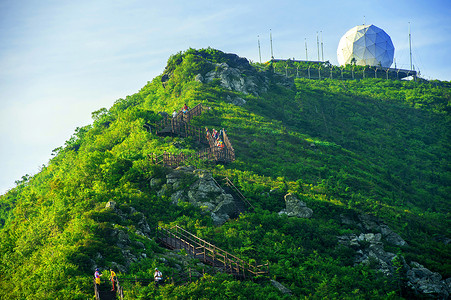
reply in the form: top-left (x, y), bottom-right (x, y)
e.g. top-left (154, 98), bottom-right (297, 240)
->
top-left (150, 103), bottom-right (236, 166)
top-left (156, 225), bottom-right (268, 280)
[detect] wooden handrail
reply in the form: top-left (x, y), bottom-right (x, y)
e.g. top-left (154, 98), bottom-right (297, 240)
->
top-left (156, 225), bottom-right (268, 278)
top-left (223, 177), bottom-right (255, 210)
top-left (151, 104), bottom-right (235, 167)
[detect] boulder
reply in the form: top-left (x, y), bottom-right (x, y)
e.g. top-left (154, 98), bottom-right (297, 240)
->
top-left (280, 193), bottom-right (313, 218)
top-left (105, 201), bottom-right (116, 209)
top-left (195, 73), bottom-right (204, 83)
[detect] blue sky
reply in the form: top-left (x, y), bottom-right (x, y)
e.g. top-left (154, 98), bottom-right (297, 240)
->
top-left (1, 0), bottom-right (450, 194)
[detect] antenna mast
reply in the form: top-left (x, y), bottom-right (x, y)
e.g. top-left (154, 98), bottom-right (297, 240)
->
top-left (258, 35), bottom-right (262, 63)
top-left (316, 32), bottom-right (320, 61)
top-left (270, 29), bottom-right (274, 59)
top-left (409, 22), bottom-right (413, 70)
top-left (321, 31), bottom-right (324, 61)
top-left (305, 38), bottom-right (308, 60)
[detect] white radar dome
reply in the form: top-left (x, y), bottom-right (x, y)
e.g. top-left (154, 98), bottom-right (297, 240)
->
top-left (337, 24), bottom-right (394, 68)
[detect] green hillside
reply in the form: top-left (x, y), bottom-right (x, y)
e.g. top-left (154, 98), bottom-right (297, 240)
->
top-left (0, 48), bottom-right (449, 299)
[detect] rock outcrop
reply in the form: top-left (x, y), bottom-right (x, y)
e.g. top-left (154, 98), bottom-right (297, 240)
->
top-left (196, 53), bottom-right (269, 97)
top-left (278, 193), bottom-right (313, 218)
top-left (154, 168), bottom-right (241, 226)
top-left (338, 213), bottom-right (450, 298)
top-left (102, 204), bottom-right (153, 273)
top-left (406, 262), bottom-right (451, 299)
top-left (338, 232), bottom-right (396, 276)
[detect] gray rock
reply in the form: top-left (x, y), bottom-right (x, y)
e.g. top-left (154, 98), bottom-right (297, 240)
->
top-left (214, 193), bottom-right (234, 205)
top-left (171, 190), bottom-right (186, 205)
top-left (117, 230), bottom-right (130, 246)
top-left (199, 202), bottom-right (216, 212)
top-left (213, 199), bottom-right (237, 216)
top-left (280, 193), bottom-right (313, 218)
top-left (211, 212), bottom-right (229, 226)
top-left (203, 61), bottom-right (267, 96)
top-left (175, 166), bottom-right (195, 172)
top-left (338, 234), bottom-right (360, 248)
top-left (380, 225), bottom-right (407, 246)
top-left (105, 201), bottom-right (116, 209)
top-left (157, 184), bottom-right (169, 197)
top-left (357, 233), bottom-right (382, 244)
top-left (407, 262), bottom-right (450, 298)
top-left (195, 73), bottom-right (204, 83)
top-left (166, 172), bottom-right (183, 185)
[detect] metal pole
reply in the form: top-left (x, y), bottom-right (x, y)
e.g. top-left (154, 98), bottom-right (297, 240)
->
top-left (270, 29), bottom-right (274, 59)
top-left (258, 35), bottom-right (262, 63)
top-left (321, 31), bottom-right (324, 61)
top-left (409, 22), bottom-right (413, 71)
top-left (316, 32), bottom-right (320, 61)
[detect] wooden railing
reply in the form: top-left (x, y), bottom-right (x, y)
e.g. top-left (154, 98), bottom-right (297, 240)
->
top-left (223, 177), bottom-right (254, 210)
top-left (150, 103), bottom-right (236, 167)
top-left (156, 225), bottom-right (269, 279)
top-left (148, 146), bottom-right (234, 167)
top-left (155, 103), bottom-right (210, 133)
top-left (222, 131), bottom-right (235, 161)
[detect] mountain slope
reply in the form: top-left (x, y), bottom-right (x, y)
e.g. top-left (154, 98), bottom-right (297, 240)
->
top-left (0, 48), bottom-right (449, 299)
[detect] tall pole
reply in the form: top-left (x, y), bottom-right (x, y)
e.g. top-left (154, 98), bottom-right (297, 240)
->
top-left (258, 35), bottom-right (262, 63)
top-left (316, 32), bottom-right (319, 61)
top-left (321, 31), bottom-right (324, 61)
top-left (305, 38), bottom-right (308, 60)
top-left (270, 29), bottom-right (274, 59)
top-left (409, 22), bottom-right (413, 70)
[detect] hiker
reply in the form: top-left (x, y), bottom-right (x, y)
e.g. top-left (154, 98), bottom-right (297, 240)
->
top-left (94, 268), bottom-right (102, 289)
top-left (172, 110), bottom-right (177, 118)
top-left (182, 104), bottom-right (189, 113)
top-left (109, 269), bottom-right (117, 291)
top-left (154, 267), bottom-right (163, 287)
top-left (212, 128), bottom-right (219, 140)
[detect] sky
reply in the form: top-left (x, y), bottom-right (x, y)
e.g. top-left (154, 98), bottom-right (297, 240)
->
top-left (1, 0), bottom-right (450, 195)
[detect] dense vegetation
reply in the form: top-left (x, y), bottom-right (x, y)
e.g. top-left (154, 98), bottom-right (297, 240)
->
top-left (0, 48), bottom-right (449, 299)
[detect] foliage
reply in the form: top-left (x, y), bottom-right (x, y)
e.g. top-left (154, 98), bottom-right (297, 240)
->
top-left (0, 48), bottom-right (449, 299)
